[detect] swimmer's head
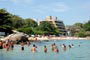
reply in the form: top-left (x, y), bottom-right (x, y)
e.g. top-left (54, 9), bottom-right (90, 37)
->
top-left (44, 45), bottom-right (46, 48)
top-left (33, 44), bottom-right (35, 47)
top-left (53, 43), bottom-right (56, 45)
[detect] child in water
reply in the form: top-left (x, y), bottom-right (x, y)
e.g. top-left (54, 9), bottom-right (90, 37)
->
top-left (43, 45), bottom-right (47, 53)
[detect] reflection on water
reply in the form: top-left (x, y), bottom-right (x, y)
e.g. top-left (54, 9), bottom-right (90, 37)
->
top-left (0, 40), bottom-right (90, 60)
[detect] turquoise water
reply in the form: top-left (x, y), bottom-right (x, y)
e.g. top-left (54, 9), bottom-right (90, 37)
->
top-left (0, 40), bottom-right (90, 60)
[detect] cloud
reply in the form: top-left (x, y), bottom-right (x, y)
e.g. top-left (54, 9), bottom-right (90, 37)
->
top-left (32, 2), bottom-right (70, 13)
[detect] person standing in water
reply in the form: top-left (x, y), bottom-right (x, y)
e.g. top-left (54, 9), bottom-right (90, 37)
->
top-left (20, 42), bottom-right (24, 51)
top-left (43, 45), bottom-right (47, 53)
top-left (6, 44), bottom-right (9, 51)
top-left (54, 47), bottom-right (59, 53)
top-left (62, 44), bottom-right (67, 51)
top-left (26, 41), bottom-right (30, 47)
top-left (71, 44), bottom-right (74, 47)
top-left (51, 43), bottom-right (57, 52)
top-left (10, 41), bottom-right (14, 50)
top-left (51, 44), bottom-right (54, 51)
top-left (31, 44), bottom-right (37, 53)
top-left (0, 41), bottom-right (3, 49)
top-left (78, 45), bottom-right (80, 47)
top-left (69, 45), bottom-right (72, 48)
top-left (51, 43), bottom-right (59, 53)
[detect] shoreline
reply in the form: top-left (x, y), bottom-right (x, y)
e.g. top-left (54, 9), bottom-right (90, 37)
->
top-left (28, 36), bottom-right (90, 41)
top-left (0, 36), bottom-right (90, 41)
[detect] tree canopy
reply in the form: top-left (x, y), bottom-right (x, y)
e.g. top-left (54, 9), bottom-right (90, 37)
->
top-left (38, 21), bottom-right (60, 35)
top-left (11, 15), bottom-right (25, 29)
top-left (83, 20), bottom-right (90, 31)
top-left (67, 20), bottom-right (90, 37)
top-left (0, 9), bottom-right (12, 29)
top-left (24, 18), bottom-right (38, 28)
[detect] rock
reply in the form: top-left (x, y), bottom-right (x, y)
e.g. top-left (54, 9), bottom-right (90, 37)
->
top-left (3, 32), bottom-right (28, 42)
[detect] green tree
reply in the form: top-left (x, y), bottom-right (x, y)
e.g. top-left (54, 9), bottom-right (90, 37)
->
top-left (0, 9), bottom-right (13, 35)
top-left (11, 15), bottom-right (25, 29)
top-left (17, 18), bottom-right (38, 35)
top-left (17, 27), bottom-right (35, 35)
top-left (74, 23), bottom-right (83, 28)
top-left (0, 9), bottom-right (12, 27)
top-left (24, 18), bottom-right (38, 28)
top-left (75, 30), bottom-right (86, 37)
top-left (39, 21), bottom-right (59, 35)
top-left (67, 23), bottom-right (84, 36)
top-left (83, 20), bottom-right (90, 31)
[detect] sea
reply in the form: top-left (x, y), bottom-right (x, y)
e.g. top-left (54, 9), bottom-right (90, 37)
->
top-left (0, 40), bottom-right (90, 60)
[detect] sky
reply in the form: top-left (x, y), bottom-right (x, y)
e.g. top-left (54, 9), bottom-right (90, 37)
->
top-left (0, 0), bottom-right (90, 25)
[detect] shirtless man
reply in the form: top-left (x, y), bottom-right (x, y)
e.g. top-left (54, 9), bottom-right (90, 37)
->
top-left (43, 45), bottom-right (47, 53)
top-left (31, 44), bottom-right (37, 53)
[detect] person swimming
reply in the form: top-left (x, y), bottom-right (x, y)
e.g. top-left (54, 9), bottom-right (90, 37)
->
top-left (43, 45), bottom-right (47, 53)
top-left (78, 45), bottom-right (80, 47)
top-left (31, 44), bottom-right (37, 53)
top-left (69, 45), bottom-right (72, 48)
top-left (71, 44), bottom-right (74, 47)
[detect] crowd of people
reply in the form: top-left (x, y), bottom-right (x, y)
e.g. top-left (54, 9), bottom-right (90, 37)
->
top-left (0, 40), bottom-right (14, 51)
top-left (0, 40), bottom-right (80, 53)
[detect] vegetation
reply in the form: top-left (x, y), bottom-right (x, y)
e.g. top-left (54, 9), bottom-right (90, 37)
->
top-left (83, 20), bottom-right (90, 31)
top-left (11, 15), bottom-right (25, 29)
top-left (68, 21), bottom-right (90, 37)
top-left (0, 9), bottom-right (12, 29)
top-left (0, 9), bottom-right (13, 35)
top-left (24, 18), bottom-right (38, 28)
top-left (0, 9), bottom-right (60, 36)
top-left (38, 21), bottom-right (60, 35)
